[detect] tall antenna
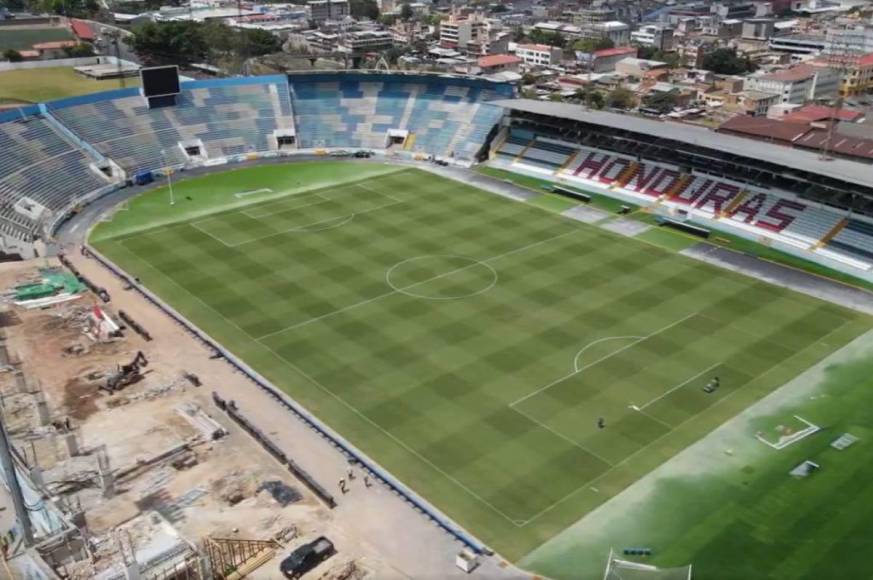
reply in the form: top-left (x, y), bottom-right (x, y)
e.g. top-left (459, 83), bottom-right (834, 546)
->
top-left (821, 27), bottom-right (863, 161)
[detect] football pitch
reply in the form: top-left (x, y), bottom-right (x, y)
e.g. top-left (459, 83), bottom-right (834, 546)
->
top-left (90, 162), bottom-right (872, 570)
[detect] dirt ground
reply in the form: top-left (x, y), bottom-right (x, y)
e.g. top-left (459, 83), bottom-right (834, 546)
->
top-left (1, 257), bottom-right (524, 579)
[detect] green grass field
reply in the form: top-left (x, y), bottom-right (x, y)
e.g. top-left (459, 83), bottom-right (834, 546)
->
top-left (90, 162), bottom-right (872, 574)
top-left (0, 27), bottom-right (73, 51)
top-left (0, 67), bottom-right (139, 106)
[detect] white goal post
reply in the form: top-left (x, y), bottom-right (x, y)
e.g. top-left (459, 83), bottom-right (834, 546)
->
top-left (603, 549), bottom-right (693, 580)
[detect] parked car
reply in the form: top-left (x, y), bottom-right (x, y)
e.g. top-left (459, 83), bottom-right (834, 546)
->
top-left (280, 536), bottom-right (336, 578)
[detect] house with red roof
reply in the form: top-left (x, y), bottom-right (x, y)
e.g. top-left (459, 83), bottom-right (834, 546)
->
top-left (70, 19), bottom-right (95, 42)
top-left (477, 54), bottom-right (521, 73)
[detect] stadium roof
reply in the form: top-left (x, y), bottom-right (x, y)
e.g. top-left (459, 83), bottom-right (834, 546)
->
top-left (493, 99), bottom-right (873, 187)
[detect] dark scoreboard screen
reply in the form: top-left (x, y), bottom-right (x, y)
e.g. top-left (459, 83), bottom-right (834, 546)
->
top-left (140, 66), bottom-right (180, 98)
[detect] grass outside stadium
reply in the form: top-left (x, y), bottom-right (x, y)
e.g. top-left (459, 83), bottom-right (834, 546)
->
top-left (89, 161), bottom-right (873, 578)
top-left (0, 67), bottom-right (140, 106)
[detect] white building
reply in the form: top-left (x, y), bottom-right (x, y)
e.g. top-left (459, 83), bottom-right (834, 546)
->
top-left (308, 0), bottom-right (349, 23)
top-left (440, 13), bottom-right (488, 49)
top-left (825, 26), bottom-right (873, 55)
top-left (744, 64), bottom-right (840, 104)
top-left (338, 30), bottom-right (394, 52)
top-left (515, 43), bottom-right (563, 66)
top-left (630, 24), bottom-right (673, 50)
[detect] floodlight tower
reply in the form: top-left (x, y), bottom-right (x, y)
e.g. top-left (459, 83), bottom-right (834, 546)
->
top-left (820, 28), bottom-right (863, 161)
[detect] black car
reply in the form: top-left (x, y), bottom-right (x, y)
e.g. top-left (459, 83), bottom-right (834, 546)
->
top-left (280, 536), bottom-right (336, 578)
top-left (354, 150), bottom-right (373, 158)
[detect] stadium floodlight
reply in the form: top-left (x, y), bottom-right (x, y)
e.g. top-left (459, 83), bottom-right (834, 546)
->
top-left (160, 148), bottom-right (176, 206)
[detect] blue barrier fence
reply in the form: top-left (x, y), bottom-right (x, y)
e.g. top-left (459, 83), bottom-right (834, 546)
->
top-left (82, 244), bottom-right (491, 556)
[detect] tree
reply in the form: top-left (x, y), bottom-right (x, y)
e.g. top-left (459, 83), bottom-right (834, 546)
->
top-left (3, 49), bottom-right (23, 63)
top-left (36, 0), bottom-right (98, 17)
top-left (643, 90), bottom-right (680, 114)
top-left (128, 21), bottom-right (208, 66)
top-left (64, 43), bottom-right (96, 57)
top-left (399, 2), bottom-right (413, 21)
top-left (243, 29), bottom-right (281, 57)
top-left (349, 0), bottom-right (379, 20)
top-left (575, 86), bottom-right (604, 109)
top-left (573, 37), bottom-right (614, 53)
top-left (527, 28), bottom-right (564, 48)
top-left (635, 45), bottom-right (680, 68)
top-left (701, 48), bottom-right (756, 75)
top-left (379, 13), bottom-right (397, 26)
top-left (606, 86), bottom-right (635, 110)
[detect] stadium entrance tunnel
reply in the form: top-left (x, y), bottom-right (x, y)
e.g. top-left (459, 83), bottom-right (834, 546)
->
top-left (386, 255), bottom-right (498, 300)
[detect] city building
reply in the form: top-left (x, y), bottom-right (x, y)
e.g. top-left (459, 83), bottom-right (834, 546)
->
top-left (811, 53), bottom-right (873, 97)
top-left (768, 33), bottom-right (827, 55)
top-left (477, 54), bottom-right (522, 74)
top-left (631, 24), bottom-right (674, 51)
top-left (515, 43), bottom-right (563, 66)
top-left (590, 46), bottom-right (637, 73)
top-left (744, 64), bottom-right (840, 104)
top-left (825, 26), bottom-right (873, 55)
top-left (308, 0), bottom-right (349, 23)
top-left (742, 18), bottom-right (775, 41)
top-left (439, 12), bottom-right (488, 51)
top-left (615, 57), bottom-right (669, 78)
top-left (337, 30), bottom-right (394, 53)
top-left (587, 21), bottom-right (631, 47)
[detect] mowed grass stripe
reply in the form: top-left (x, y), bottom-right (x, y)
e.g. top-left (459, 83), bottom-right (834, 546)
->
top-left (93, 164), bottom-right (872, 561)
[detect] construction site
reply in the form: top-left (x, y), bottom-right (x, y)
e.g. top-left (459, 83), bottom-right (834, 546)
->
top-left (0, 255), bottom-right (505, 580)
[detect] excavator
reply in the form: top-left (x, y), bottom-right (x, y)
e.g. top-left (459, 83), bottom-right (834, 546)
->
top-left (102, 351), bottom-right (148, 393)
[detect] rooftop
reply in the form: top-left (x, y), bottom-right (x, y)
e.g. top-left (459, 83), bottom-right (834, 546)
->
top-left (492, 99), bottom-right (873, 187)
top-left (478, 54), bottom-right (522, 68)
top-left (782, 104), bottom-right (864, 124)
top-left (517, 43), bottom-right (555, 52)
top-left (757, 63), bottom-right (818, 82)
top-left (32, 40), bottom-right (79, 50)
top-left (593, 46), bottom-right (637, 58)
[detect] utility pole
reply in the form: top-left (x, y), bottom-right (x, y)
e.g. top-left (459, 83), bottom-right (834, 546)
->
top-left (0, 414), bottom-right (35, 547)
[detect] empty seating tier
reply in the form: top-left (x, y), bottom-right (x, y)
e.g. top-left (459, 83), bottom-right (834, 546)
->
top-left (288, 73), bottom-right (510, 159)
top-left (50, 77), bottom-right (294, 174)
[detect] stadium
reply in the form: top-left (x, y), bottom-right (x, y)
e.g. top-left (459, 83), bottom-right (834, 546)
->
top-left (2, 68), bottom-right (873, 579)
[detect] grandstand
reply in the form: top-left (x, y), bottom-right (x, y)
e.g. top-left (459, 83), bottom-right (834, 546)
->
top-left (1, 70), bottom-right (873, 282)
top-left (489, 100), bottom-right (873, 280)
top-left (49, 76), bottom-right (296, 174)
top-left (0, 108), bottom-right (115, 247)
top-left (287, 72), bottom-right (508, 158)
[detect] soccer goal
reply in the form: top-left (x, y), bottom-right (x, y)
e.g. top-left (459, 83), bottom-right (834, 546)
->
top-left (603, 550), bottom-right (692, 580)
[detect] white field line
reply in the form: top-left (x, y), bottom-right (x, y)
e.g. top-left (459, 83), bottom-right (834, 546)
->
top-left (636, 408), bottom-right (673, 430)
top-left (115, 241), bottom-right (526, 527)
top-left (256, 230), bottom-right (579, 341)
top-left (639, 362), bottom-right (722, 410)
top-left (189, 220), bottom-right (239, 248)
top-left (511, 405), bottom-right (614, 467)
top-left (517, 317), bottom-right (854, 526)
top-left (355, 182), bottom-right (403, 204)
top-left (242, 193), bottom-right (330, 219)
top-left (234, 187), bottom-right (273, 198)
top-left (509, 312), bottom-right (699, 408)
top-left (234, 199), bottom-right (404, 247)
top-left (573, 336), bottom-right (644, 373)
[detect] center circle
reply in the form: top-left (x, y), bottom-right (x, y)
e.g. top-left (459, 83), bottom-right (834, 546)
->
top-left (386, 255), bottom-right (498, 300)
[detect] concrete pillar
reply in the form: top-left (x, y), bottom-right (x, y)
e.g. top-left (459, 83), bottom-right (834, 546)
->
top-left (64, 432), bottom-right (79, 457)
top-left (98, 449), bottom-right (114, 498)
top-left (14, 371), bottom-right (27, 394)
top-left (34, 395), bottom-right (50, 427)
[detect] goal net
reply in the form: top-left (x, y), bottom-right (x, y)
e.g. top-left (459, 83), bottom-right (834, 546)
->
top-left (603, 551), bottom-right (692, 580)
